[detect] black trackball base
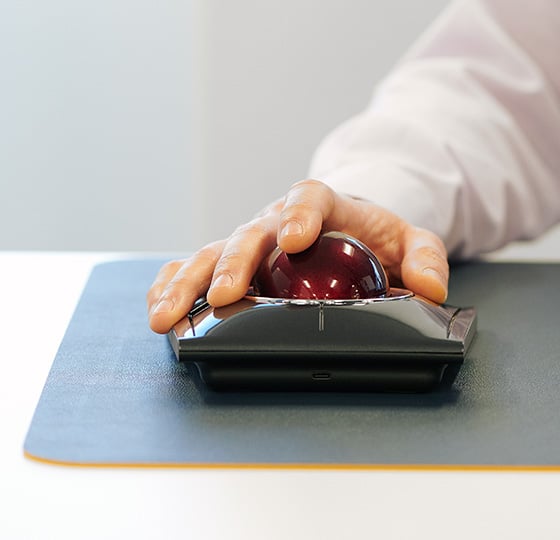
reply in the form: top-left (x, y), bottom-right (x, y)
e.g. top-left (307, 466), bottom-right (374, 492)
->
top-left (169, 232), bottom-right (477, 392)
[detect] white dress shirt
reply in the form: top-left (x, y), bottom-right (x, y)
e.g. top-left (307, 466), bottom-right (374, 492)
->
top-left (309, 0), bottom-right (560, 259)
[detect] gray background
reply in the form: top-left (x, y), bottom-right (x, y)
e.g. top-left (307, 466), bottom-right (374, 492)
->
top-left (1, 0), bottom-right (450, 252)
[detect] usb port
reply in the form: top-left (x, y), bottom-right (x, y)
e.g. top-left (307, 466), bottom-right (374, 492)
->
top-left (312, 372), bottom-right (331, 381)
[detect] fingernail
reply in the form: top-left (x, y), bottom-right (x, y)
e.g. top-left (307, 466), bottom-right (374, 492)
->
top-left (152, 297), bottom-right (175, 315)
top-left (280, 220), bottom-right (303, 238)
top-left (212, 273), bottom-right (234, 289)
top-left (422, 267), bottom-right (448, 301)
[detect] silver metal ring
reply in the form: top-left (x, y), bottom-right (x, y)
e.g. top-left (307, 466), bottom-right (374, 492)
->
top-left (244, 287), bottom-right (413, 306)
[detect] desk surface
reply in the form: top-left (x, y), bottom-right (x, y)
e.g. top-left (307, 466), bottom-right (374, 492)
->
top-left (2, 227), bottom-right (560, 540)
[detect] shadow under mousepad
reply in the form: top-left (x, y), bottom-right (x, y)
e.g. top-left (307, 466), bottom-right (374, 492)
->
top-left (24, 260), bottom-right (560, 468)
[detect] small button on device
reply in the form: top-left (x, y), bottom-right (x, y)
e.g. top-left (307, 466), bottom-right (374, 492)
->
top-left (188, 297), bottom-right (211, 318)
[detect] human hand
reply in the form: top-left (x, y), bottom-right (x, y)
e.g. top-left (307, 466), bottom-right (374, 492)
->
top-left (147, 179), bottom-right (449, 334)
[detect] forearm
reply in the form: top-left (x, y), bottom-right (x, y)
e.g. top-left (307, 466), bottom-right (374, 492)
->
top-left (309, 0), bottom-right (560, 258)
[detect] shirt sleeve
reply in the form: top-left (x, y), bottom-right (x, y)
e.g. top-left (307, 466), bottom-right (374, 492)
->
top-left (308, 0), bottom-right (560, 259)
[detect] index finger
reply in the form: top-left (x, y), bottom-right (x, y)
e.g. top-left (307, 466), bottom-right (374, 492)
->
top-left (206, 212), bottom-right (281, 307)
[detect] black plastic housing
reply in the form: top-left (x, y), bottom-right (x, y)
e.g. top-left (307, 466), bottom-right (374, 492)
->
top-left (168, 291), bottom-right (476, 393)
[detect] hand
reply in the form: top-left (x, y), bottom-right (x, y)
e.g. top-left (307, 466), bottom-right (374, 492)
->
top-left (147, 179), bottom-right (449, 334)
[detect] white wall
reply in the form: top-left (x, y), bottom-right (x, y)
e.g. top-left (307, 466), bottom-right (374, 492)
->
top-left (1, 0), bottom-right (449, 252)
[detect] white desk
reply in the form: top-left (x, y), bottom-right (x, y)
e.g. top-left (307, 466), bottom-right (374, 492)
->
top-left (2, 229), bottom-right (560, 540)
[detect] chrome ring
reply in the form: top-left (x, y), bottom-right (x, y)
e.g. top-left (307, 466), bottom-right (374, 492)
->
top-left (244, 287), bottom-right (413, 306)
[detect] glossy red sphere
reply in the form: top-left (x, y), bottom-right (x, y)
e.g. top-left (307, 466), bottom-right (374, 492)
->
top-left (253, 231), bottom-right (388, 300)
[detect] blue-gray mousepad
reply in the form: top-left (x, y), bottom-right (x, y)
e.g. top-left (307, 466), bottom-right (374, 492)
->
top-left (24, 260), bottom-right (560, 469)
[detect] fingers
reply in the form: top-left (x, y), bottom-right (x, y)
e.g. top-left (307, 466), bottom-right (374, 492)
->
top-left (147, 211), bottom-right (281, 334)
top-left (277, 180), bottom-right (402, 263)
top-left (276, 179), bottom-right (449, 303)
top-left (206, 213), bottom-right (279, 307)
top-left (147, 240), bottom-right (225, 334)
top-left (147, 179), bottom-right (450, 335)
top-left (148, 179), bottom-right (338, 332)
top-left (400, 226), bottom-right (449, 303)
top-left (277, 179), bottom-right (337, 253)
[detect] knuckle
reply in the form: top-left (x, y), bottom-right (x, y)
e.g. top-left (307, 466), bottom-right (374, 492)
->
top-left (167, 274), bottom-right (192, 290)
top-left (160, 259), bottom-right (182, 275)
top-left (255, 198), bottom-right (283, 218)
top-left (285, 179), bottom-right (335, 216)
top-left (193, 244), bottom-right (221, 266)
top-left (290, 178), bottom-right (327, 191)
top-left (279, 202), bottom-right (322, 227)
top-left (147, 259), bottom-right (184, 301)
top-left (146, 288), bottom-right (160, 305)
top-left (215, 250), bottom-right (245, 272)
top-left (417, 245), bottom-right (449, 267)
top-left (281, 201), bottom-right (315, 215)
top-left (231, 218), bottom-right (269, 242)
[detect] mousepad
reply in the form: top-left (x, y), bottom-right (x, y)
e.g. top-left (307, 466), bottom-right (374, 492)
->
top-left (24, 260), bottom-right (560, 469)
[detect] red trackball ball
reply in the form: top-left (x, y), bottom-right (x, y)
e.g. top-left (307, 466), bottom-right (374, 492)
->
top-left (253, 231), bottom-right (389, 300)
